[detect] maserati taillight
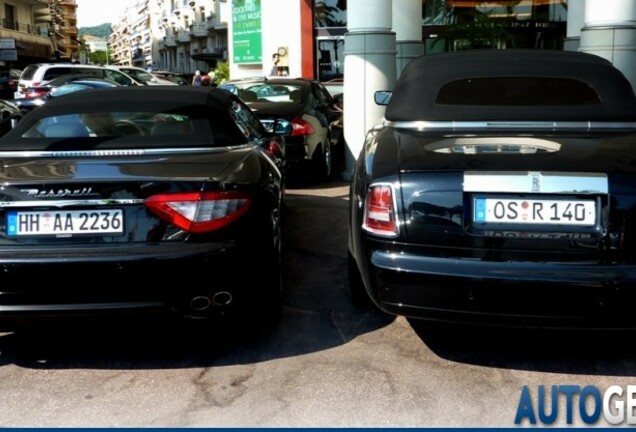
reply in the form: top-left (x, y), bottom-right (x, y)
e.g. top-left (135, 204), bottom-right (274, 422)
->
top-left (289, 117), bottom-right (315, 137)
top-left (363, 184), bottom-right (398, 237)
top-left (144, 191), bottom-right (252, 233)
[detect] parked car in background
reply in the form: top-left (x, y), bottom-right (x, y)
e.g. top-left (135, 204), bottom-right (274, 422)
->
top-left (0, 86), bottom-right (287, 330)
top-left (110, 66), bottom-right (178, 86)
top-left (153, 71), bottom-right (191, 85)
top-left (10, 76), bottom-right (120, 114)
top-left (220, 77), bottom-right (343, 180)
top-left (16, 63), bottom-right (139, 98)
top-left (349, 49), bottom-right (636, 328)
top-left (0, 68), bottom-right (21, 100)
top-left (321, 77), bottom-right (343, 97)
top-left (0, 99), bottom-right (22, 136)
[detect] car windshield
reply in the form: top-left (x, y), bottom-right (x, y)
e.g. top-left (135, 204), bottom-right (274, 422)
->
top-left (49, 83), bottom-right (101, 98)
top-left (126, 69), bottom-right (155, 83)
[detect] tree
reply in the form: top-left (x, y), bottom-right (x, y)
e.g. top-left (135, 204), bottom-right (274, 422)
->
top-left (89, 51), bottom-right (110, 65)
top-left (212, 61), bottom-right (229, 86)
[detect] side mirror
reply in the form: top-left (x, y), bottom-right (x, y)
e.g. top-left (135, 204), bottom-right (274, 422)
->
top-left (374, 91), bottom-right (392, 106)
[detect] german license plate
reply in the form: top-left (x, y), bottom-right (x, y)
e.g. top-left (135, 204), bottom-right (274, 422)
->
top-left (473, 198), bottom-right (596, 226)
top-left (7, 209), bottom-right (124, 236)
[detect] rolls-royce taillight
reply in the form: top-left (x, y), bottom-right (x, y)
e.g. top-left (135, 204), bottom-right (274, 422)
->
top-left (363, 184), bottom-right (398, 237)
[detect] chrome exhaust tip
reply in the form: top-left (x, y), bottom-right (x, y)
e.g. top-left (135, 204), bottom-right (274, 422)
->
top-left (190, 295), bottom-right (212, 311)
top-left (212, 291), bottom-right (233, 306)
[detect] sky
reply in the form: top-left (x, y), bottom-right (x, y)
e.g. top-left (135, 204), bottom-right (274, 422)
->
top-left (74, 0), bottom-right (132, 28)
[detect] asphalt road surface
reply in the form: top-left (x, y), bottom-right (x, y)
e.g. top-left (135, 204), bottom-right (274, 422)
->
top-left (0, 181), bottom-right (635, 427)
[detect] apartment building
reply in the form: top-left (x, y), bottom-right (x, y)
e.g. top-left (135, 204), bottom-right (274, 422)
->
top-left (158, 0), bottom-right (229, 74)
top-left (50, 0), bottom-right (79, 61)
top-left (0, 0), bottom-right (79, 68)
top-left (108, 0), bottom-right (229, 74)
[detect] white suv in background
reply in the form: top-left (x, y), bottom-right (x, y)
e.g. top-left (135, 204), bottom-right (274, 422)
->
top-left (110, 66), bottom-right (177, 86)
top-left (16, 63), bottom-right (140, 98)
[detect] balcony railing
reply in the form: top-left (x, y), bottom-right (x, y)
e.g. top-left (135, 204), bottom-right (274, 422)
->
top-left (0, 19), bottom-right (50, 37)
top-left (164, 36), bottom-right (177, 47)
top-left (190, 23), bottom-right (207, 37)
top-left (176, 30), bottom-right (191, 43)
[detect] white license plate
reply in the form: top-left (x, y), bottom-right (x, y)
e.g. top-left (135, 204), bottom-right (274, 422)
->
top-left (473, 198), bottom-right (596, 226)
top-left (7, 209), bottom-right (124, 236)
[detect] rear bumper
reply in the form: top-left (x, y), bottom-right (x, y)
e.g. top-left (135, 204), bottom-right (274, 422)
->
top-left (0, 242), bottom-right (266, 329)
top-left (363, 249), bottom-right (636, 328)
top-left (284, 136), bottom-right (310, 165)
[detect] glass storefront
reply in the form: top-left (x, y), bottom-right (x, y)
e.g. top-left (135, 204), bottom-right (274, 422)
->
top-left (423, 0), bottom-right (568, 53)
top-left (314, 0), bottom-right (347, 81)
top-left (313, 0), bottom-right (568, 80)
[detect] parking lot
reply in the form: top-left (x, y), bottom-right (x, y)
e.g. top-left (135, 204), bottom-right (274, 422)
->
top-left (0, 180), bottom-right (635, 427)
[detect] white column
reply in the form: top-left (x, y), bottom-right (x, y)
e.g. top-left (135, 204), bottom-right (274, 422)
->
top-left (342, 0), bottom-right (396, 180)
top-left (564, 0), bottom-right (585, 51)
top-left (579, 0), bottom-right (636, 91)
top-left (393, 0), bottom-right (424, 77)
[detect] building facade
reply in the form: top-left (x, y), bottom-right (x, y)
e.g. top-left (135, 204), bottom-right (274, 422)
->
top-left (0, 0), bottom-right (79, 68)
top-left (83, 34), bottom-right (107, 52)
top-left (50, 0), bottom-right (79, 61)
top-left (107, 0), bottom-right (230, 73)
top-left (156, 0), bottom-right (230, 74)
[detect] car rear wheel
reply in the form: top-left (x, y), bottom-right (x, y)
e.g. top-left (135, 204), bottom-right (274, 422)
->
top-left (248, 208), bottom-right (283, 329)
top-left (347, 250), bottom-right (373, 307)
top-left (312, 141), bottom-right (332, 180)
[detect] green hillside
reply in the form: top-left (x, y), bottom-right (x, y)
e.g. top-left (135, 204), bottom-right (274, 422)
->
top-left (78, 23), bottom-right (112, 39)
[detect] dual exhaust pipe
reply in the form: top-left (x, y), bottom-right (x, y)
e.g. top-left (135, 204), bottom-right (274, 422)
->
top-left (189, 291), bottom-right (233, 312)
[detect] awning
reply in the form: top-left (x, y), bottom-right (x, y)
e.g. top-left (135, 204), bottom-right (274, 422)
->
top-left (16, 39), bottom-right (52, 58)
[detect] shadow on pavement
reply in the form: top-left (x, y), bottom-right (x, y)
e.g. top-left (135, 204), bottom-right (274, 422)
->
top-left (0, 183), bottom-right (395, 370)
top-left (410, 320), bottom-right (636, 377)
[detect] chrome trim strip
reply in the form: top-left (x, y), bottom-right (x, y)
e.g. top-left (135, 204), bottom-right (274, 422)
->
top-left (463, 172), bottom-right (608, 194)
top-left (0, 199), bottom-right (144, 208)
top-left (0, 301), bottom-right (162, 312)
top-left (385, 120), bottom-right (636, 131)
top-left (370, 251), bottom-right (636, 284)
top-left (0, 145), bottom-right (253, 158)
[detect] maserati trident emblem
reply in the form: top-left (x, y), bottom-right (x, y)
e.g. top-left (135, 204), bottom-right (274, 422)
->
top-left (20, 187), bottom-right (96, 198)
top-left (529, 172), bottom-right (541, 193)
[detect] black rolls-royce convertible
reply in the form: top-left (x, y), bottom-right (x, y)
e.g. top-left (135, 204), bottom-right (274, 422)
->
top-left (0, 86), bottom-right (287, 330)
top-left (348, 50), bottom-right (636, 327)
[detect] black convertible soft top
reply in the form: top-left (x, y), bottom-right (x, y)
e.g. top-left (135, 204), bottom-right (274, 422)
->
top-left (1, 86), bottom-right (248, 150)
top-left (384, 50), bottom-right (636, 122)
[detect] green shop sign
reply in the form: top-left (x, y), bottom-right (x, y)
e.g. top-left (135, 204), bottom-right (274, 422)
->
top-left (232, 0), bottom-right (262, 64)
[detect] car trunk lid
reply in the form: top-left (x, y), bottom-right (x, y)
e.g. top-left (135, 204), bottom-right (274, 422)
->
top-left (0, 148), bottom-right (256, 246)
top-left (395, 129), bottom-right (636, 262)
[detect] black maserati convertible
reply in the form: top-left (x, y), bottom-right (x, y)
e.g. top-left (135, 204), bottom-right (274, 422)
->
top-left (348, 50), bottom-right (636, 327)
top-left (0, 86), bottom-right (287, 329)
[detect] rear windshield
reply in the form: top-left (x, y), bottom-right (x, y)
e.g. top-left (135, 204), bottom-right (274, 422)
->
top-left (20, 65), bottom-right (39, 80)
top-left (15, 110), bottom-right (248, 150)
top-left (436, 78), bottom-right (601, 106)
top-left (42, 67), bottom-right (102, 82)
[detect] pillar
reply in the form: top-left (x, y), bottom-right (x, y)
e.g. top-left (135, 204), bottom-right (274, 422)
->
top-left (579, 0), bottom-right (636, 92)
top-left (393, 0), bottom-right (424, 77)
top-left (342, 0), bottom-right (396, 180)
top-left (564, 0), bottom-right (585, 52)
